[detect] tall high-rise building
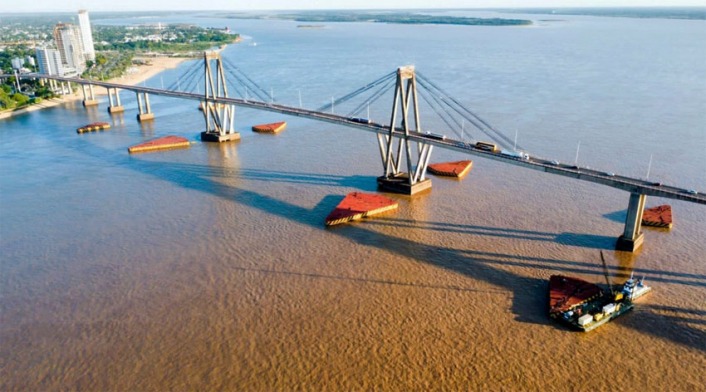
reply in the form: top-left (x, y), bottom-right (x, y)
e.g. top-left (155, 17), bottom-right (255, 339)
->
top-left (35, 47), bottom-right (64, 76)
top-left (77, 10), bottom-right (96, 62)
top-left (53, 23), bottom-right (86, 74)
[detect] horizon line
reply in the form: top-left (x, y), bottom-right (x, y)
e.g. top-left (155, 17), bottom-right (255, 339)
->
top-left (2, 5), bottom-right (706, 14)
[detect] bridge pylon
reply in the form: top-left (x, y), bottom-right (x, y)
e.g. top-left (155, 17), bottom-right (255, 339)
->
top-left (377, 66), bottom-right (433, 195)
top-left (200, 51), bottom-right (240, 143)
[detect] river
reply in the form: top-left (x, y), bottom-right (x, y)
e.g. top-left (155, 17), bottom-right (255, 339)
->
top-left (1, 10), bottom-right (705, 391)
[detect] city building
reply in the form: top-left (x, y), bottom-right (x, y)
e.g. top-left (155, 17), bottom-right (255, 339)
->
top-left (77, 10), bottom-right (96, 62)
top-left (11, 57), bottom-right (24, 70)
top-left (53, 23), bottom-right (86, 74)
top-left (35, 47), bottom-right (64, 76)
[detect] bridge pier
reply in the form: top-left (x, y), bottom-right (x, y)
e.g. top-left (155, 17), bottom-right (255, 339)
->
top-left (616, 192), bottom-right (646, 252)
top-left (81, 84), bottom-right (98, 107)
top-left (48, 79), bottom-right (59, 95)
top-left (135, 92), bottom-right (155, 122)
top-left (199, 52), bottom-right (240, 143)
top-left (107, 88), bottom-right (124, 114)
top-left (377, 66), bottom-right (433, 195)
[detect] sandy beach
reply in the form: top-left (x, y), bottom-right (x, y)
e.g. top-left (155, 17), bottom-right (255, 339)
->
top-left (0, 56), bottom-right (189, 120)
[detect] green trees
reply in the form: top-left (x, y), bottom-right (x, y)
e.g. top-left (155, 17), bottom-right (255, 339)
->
top-left (93, 25), bottom-right (238, 53)
top-left (0, 88), bottom-right (31, 110)
top-left (12, 93), bottom-right (29, 106)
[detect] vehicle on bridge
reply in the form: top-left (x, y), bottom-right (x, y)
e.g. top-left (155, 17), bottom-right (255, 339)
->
top-left (424, 131), bottom-right (447, 141)
top-left (349, 117), bottom-right (372, 124)
top-left (500, 149), bottom-right (530, 160)
top-left (475, 141), bottom-right (499, 152)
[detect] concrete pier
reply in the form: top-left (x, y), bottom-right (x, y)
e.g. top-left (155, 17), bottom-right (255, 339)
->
top-left (81, 84), bottom-right (98, 107)
top-left (51, 80), bottom-right (58, 94)
top-left (377, 174), bottom-right (432, 195)
top-left (136, 92), bottom-right (154, 122)
top-left (616, 192), bottom-right (646, 252)
top-left (107, 88), bottom-right (124, 114)
top-left (61, 81), bottom-right (72, 95)
top-left (200, 131), bottom-right (240, 142)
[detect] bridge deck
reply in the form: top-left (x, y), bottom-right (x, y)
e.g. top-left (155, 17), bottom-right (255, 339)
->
top-left (24, 75), bottom-right (705, 205)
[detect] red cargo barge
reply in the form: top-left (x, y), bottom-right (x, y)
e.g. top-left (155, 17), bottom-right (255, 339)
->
top-left (128, 135), bottom-right (191, 153)
top-left (427, 160), bottom-right (473, 178)
top-left (642, 204), bottom-right (673, 229)
top-left (77, 122), bottom-right (111, 134)
top-left (252, 121), bottom-right (287, 134)
top-left (325, 192), bottom-right (398, 226)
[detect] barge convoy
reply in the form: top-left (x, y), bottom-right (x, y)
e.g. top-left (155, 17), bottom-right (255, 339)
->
top-left (549, 253), bottom-right (651, 332)
top-left (549, 273), bottom-right (651, 332)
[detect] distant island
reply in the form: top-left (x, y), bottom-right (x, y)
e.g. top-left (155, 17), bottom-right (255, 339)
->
top-left (502, 7), bottom-right (706, 20)
top-left (221, 11), bottom-right (533, 27)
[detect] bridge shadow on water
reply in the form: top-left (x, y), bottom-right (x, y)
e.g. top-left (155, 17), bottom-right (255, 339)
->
top-left (603, 209), bottom-right (627, 223)
top-left (368, 218), bottom-right (706, 288)
top-left (366, 218), bottom-right (618, 250)
top-left (58, 136), bottom-right (706, 352)
top-left (235, 168), bottom-right (379, 191)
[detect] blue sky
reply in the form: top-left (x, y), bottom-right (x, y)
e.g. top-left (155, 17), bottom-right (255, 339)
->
top-left (3, 1), bottom-right (704, 13)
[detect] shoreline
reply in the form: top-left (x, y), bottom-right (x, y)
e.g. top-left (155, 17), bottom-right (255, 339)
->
top-left (0, 55), bottom-right (192, 120)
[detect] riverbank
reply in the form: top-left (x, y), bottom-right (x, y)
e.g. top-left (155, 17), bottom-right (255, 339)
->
top-left (0, 56), bottom-right (190, 120)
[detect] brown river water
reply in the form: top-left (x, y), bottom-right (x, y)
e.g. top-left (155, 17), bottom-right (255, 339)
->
top-left (1, 11), bottom-right (705, 391)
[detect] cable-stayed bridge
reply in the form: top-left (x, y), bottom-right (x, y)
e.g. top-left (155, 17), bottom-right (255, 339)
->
top-left (11, 52), bottom-right (705, 252)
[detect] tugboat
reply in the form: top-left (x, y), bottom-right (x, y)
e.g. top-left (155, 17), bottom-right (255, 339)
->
top-left (548, 253), bottom-right (651, 332)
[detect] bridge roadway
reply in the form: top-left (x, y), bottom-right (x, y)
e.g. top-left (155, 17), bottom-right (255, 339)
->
top-left (21, 75), bottom-right (706, 205)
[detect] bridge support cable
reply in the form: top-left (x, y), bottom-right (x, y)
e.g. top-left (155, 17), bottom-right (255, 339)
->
top-left (222, 57), bottom-right (271, 102)
top-left (222, 68), bottom-right (269, 102)
top-left (417, 72), bottom-right (519, 151)
top-left (223, 68), bottom-right (270, 102)
top-left (316, 71), bottom-right (396, 113)
top-left (165, 61), bottom-right (202, 92)
top-left (200, 52), bottom-right (239, 142)
top-left (176, 60), bottom-right (211, 94)
top-left (416, 77), bottom-right (492, 143)
top-left (416, 85), bottom-right (465, 139)
top-left (182, 67), bottom-right (206, 95)
top-left (222, 57), bottom-right (270, 99)
top-left (416, 77), bottom-right (489, 138)
top-left (345, 79), bottom-right (396, 118)
top-left (377, 66), bottom-right (433, 195)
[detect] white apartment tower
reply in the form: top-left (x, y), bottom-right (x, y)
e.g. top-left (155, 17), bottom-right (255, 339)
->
top-left (35, 47), bottom-right (64, 76)
top-left (77, 10), bottom-right (96, 62)
top-left (53, 23), bottom-right (86, 74)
